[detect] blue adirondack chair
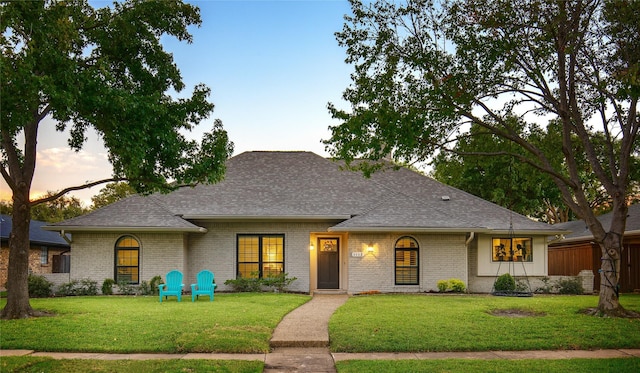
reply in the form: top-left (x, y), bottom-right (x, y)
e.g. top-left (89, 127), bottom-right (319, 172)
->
top-left (191, 270), bottom-right (217, 302)
top-left (158, 270), bottom-right (184, 302)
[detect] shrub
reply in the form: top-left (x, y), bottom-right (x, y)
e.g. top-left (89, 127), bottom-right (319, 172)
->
top-left (149, 275), bottom-right (163, 295)
top-left (224, 275), bottom-right (262, 292)
top-left (494, 273), bottom-right (516, 292)
top-left (555, 277), bottom-right (584, 295)
top-left (102, 278), bottom-right (115, 295)
top-left (116, 279), bottom-right (136, 295)
top-left (436, 278), bottom-right (466, 293)
top-left (535, 276), bottom-right (553, 294)
top-left (263, 273), bottom-right (297, 292)
top-left (57, 279), bottom-right (98, 296)
top-left (28, 274), bottom-right (53, 298)
top-left (448, 278), bottom-right (466, 293)
top-left (137, 280), bottom-right (152, 295)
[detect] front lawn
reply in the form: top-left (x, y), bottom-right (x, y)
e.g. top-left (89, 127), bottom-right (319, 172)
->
top-left (329, 294), bottom-right (640, 352)
top-left (0, 293), bottom-right (309, 353)
top-left (1, 356), bottom-right (263, 373)
top-left (335, 358), bottom-right (640, 373)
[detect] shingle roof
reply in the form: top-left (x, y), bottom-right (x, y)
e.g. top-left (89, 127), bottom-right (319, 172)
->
top-left (45, 195), bottom-right (206, 232)
top-left (46, 151), bottom-right (564, 234)
top-left (1, 215), bottom-right (70, 248)
top-left (551, 203), bottom-right (640, 242)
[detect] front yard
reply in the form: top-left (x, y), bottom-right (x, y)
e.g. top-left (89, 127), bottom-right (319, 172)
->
top-left (329, 294), bottom-right (640, 352)
top-left (1, 293), bottom-right (639, 372)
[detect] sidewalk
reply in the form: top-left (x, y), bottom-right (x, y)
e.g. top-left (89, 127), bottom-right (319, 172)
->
top-left (2, 294), bottom-right (639, 373)
top-left (3, 347), bottom-right (639, 361)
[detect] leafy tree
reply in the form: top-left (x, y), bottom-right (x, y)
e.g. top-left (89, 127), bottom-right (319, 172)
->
top-left (90, 182), bottom-right (136, 210)
top-left (30, 192), bottom-right (88, 223)
top-left (431, 121), bottom-right (633, 223)
top-left (326, 0), bottom-right (638, 316)
top-left (1, 0), bottom-right (233, 319)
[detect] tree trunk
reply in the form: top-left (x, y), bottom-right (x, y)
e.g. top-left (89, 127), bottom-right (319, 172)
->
top-left (595, 235), bottom-right (625, 316)
top-left (0, 189), bottom-right (34, 319)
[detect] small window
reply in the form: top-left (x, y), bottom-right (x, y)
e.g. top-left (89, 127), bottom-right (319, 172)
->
top-left (115, 236), bottom-right (140, 284)
top-left (40, 246), bottom-right (48, 265)
top-left (395, 236), bottom-right (419, 285)
top-left (492, 237), bottom-right (532, 262)
top-left (237, 234), bottom-right (284, 278)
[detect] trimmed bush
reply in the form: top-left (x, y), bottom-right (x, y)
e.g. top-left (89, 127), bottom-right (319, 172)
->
top-left (57, 279), bottom-right (98, 296)
top-left (556, 277), bottom-right (584, 295)
top-left (263, 273), bottom-right (297, 292)
top-left (28, 274), bottom-right (53, 298)
top-left (149, 275), bottom-right (163, 295)
top-left (116, 280), bottom-right (136, 295)
top-left (102, 278), bottom-right (115, 295)
top-left (436, 278), bottom-right (466, 293)
top-left (437, 279), bottom-right (448, 292)
top-left (448, 278), bottom-right (466, 293)
top-left (224, 272), bottom-right (297, 292)
top-left (494, 273), bottom-right (516, 292)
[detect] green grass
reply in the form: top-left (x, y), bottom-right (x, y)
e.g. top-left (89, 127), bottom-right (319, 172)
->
top-left (0, 293), bottom-right (309, 353)
top-left (335, 358), bottom-right (640, 373)
top-left (329, 294), bottom-right (640, 352)
top-left (1, 356), bottom-right (263, 373)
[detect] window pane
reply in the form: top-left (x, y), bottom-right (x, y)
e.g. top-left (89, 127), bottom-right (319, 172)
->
top-left (263, 263), bottom-right (284, 278)
top-left (40, 247), bottom-right (48, 265)
top-left (396, 268), bottom-right (418, 284)
top-left (396, 237), bottom-right (418, 248)
top-left (115, 236), bottom-right (139, 284)
top-left (492, 237), bottom-right (532, 262)
top-left (238, 263), bottom-right (259, 278)
top-left (395, 237), bottom-right (419, 285)
top-left (237, 234), bottom-right (284, 279)
top-left (239, 236), bottom-right (259, 262)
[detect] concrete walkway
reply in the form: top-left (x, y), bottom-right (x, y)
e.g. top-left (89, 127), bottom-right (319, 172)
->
top-left (2, 294), bottom-right (640, 372)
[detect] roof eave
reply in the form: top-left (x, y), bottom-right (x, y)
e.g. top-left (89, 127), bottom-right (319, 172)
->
top-left (550, 228), bottom-right (640, 244)
top-left (328, 226), bottom-right (491, 233)
top-left (42, 226), bottom-right (207, 233)
top-left (183, 215), bottom-right (352, 221)
top-left (328, 226), bottom-right (568, 235)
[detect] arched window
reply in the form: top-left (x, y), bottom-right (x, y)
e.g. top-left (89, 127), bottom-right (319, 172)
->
top-left (115, 236), bottom-right (140, 284)
top-left (395, 236), bottom-right (419, 285)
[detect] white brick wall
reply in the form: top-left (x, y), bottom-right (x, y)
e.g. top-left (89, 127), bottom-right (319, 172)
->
top-left (70, 232), bottom-right (185, 292)
top-left (71, 228), bottom-right (565, 295)
top-left (347, 233), bottom-right (468, 293)
top-left (185, 221), bottom-right (333, 292)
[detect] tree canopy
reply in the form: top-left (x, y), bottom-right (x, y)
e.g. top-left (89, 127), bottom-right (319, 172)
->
top-left (1, 0), bottom-right (233, 319)
top-left (90, 182), bottom-right (137, 210)
top-left (326, 0), bottom-right (638, 315)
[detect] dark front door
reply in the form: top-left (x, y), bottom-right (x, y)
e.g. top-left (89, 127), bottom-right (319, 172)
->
top-left (317, 238), bottom-right (339, 289)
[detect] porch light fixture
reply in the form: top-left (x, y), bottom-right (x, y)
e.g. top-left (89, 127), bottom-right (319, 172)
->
top-left (309, 243), bottom-right (314, 251)
top-left (367, 244), bottom-right (374, 253)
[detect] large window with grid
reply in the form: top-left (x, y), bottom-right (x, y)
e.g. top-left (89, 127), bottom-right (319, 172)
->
top-left (395, 236), bottom-right (419, 285)
top-left (492, 237), bottom-right (533, 262)
top-left (237, 234), bottom-right (284, 278)
top-left (115, 236), bottom-right (140, 284)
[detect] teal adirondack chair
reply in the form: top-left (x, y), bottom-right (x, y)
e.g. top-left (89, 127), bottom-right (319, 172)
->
top-left (191, 270), bottom-right (217, 302)
top-left (158, 270), bottom-right (184, 302)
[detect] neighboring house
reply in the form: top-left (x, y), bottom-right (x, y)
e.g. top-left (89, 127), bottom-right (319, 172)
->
top-left (44, 151), bottom-right (566, 294)
top-left (1, 214), bottom-right (71, 289)
top-left (548, 203), bottom-right (640, 293)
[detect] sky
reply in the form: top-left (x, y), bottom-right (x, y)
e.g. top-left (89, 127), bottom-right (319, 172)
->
top-left (0, 0), bottom-right (356, 206)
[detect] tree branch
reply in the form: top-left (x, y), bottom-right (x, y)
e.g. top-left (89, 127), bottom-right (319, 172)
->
top-left (30, 177), bottom-right (125, 206)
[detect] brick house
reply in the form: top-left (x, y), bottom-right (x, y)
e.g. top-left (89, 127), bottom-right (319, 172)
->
top-left (1, 214), bottom-right (71, 289)
top-left (44, 151), bottom-right (566, 294)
